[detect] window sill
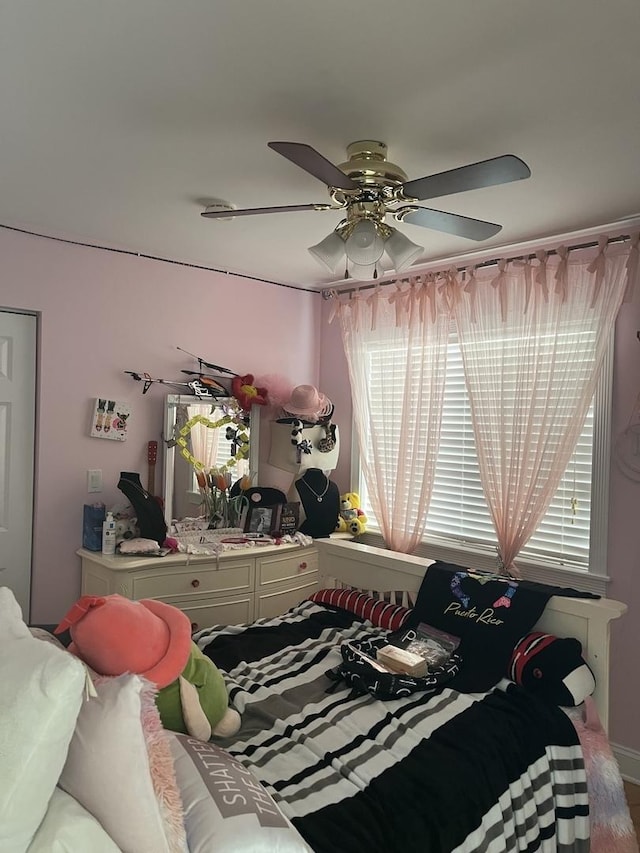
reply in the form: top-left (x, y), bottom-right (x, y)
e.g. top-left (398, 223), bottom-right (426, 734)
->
top-left (357, 531), bottom-right (609, 597)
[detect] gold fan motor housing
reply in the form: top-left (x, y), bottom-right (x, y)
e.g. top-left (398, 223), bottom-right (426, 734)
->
top-left (338, 140), bottom-right (408, 189)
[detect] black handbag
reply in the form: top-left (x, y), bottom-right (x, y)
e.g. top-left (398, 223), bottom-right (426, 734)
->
top-left (326, 634), bottom-right (462, 701)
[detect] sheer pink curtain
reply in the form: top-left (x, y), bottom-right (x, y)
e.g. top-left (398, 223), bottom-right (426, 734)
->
top-left (333, 278), bottom-right (451, 553)
top-left (452, 236), bottom-right (637, 575)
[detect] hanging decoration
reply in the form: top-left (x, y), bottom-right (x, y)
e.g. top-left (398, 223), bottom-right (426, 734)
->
top-left (290, 419), bottom-right (313, 464)
top-left (176, 410), bottom-right (249, 474)
top-left (231, 374), bottom-right (269, 411)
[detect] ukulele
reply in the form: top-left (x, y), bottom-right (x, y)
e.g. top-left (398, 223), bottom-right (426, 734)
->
top-left (147, 440), bottom-right (163, 507)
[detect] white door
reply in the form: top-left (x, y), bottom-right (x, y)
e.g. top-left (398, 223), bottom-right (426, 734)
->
top-left (0, 311), bottom-right (36, 617)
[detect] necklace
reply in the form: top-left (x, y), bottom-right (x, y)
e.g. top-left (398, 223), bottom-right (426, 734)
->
top-left (300, 473), bottom-right (330, 502)
top-left (119, 476), bottom-right (150, 498)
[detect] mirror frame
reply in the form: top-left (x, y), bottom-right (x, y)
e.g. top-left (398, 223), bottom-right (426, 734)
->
top-left (163, 394), bottom-right (260, 523)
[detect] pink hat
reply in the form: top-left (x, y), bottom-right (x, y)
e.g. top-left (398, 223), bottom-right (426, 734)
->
top-left (282, 384), bottom-right (332, 421)
top-left (55, 594), bottom-right (192, 689)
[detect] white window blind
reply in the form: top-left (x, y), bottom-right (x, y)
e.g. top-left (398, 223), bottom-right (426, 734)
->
top-left (359, 326), bottom-right (596, 569)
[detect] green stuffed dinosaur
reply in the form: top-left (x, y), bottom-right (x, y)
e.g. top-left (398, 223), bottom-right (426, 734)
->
top-left (55, 594), bottom-right (241, 741)
top-left (156, 641), bottom-right (241, 739)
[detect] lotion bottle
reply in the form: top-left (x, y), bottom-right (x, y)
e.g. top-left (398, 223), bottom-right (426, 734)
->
top-left (102, 511), bottom-right (116, 555)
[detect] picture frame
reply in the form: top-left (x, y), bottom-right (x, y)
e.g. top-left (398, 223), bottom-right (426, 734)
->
top-left (274, 501), bottom-right (300, 536)
top-left (244, 504), bottom-right (276, 535)
top-left (90, 397), bottom-right (131, 441)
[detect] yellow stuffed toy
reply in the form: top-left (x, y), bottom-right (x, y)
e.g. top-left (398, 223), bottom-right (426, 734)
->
top-left (336, 492), bottom-right (367, 536)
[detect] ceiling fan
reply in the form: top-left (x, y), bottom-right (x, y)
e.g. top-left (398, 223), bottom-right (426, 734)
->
top-left (201, 140), bottom-right (531, 280)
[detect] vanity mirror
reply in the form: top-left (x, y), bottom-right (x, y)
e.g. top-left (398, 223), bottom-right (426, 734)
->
top-left (163, 394), bottom-right (259, 524)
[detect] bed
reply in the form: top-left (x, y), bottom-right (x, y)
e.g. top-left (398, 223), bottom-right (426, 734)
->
top-left (194, 538), bottom-right (628, 853)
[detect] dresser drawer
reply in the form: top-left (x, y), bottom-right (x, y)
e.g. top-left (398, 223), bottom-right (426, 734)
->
top-left (81, 562), bottom-right (116, 597)
top-left (256, 548), bottom-right (318, 588)
top-left (256, 576), bottom-right (320, 620)
top-left (170, 595), bottom-right (254, 632)
top-left (131, 561), bottom-right (254, 600)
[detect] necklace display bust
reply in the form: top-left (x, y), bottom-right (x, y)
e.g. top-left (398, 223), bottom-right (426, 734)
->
top-left (117, 471), bottom-right (168, 545)
top-left (292, 468), bottom-right (340, 538)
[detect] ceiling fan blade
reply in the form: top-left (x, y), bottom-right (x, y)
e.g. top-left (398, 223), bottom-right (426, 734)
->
top-left (268, 141), bottom-right (358, 190)
top-left (400, 155), bottom-right (531, 202)
top-left (201, 203), bottom-right (331, 219)
top-left (396, 206), bottom-right (502, 241)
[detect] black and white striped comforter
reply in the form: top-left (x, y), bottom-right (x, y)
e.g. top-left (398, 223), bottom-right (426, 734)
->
top-left (197, 600), bottom-right (589, 853)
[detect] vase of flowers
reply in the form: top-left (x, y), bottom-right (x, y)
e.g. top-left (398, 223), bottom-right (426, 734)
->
top-left (195, 469), bottom-right (251, 529)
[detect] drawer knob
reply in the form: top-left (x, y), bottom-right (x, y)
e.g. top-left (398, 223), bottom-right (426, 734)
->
top-left (190, 622), bottom-right (199, 632)
top-left (191, 579), bottom-right (200, 588)
top-left (299, 561), bottom-right (307, 571)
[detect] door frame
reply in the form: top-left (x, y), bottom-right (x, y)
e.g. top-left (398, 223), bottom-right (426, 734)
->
top-left (0, 308), bottom-right (37, 619)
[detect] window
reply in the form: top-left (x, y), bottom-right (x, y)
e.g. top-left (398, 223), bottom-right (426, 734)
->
top-left (190, 439), bottom-right (249, 491)
top-left (356, 324), bottom-right (612, 588)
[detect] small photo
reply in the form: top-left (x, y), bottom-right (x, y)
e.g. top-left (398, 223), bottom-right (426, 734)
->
top-left (276, 501), bottom-right (299, 536)
top-left (246, 506), bottom-right (274, 534)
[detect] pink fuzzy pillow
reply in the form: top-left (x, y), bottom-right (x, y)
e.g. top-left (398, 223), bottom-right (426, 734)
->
top-left (566, 697), bottom-right (639, 852)
top-left (59, 673), bottom-right (186, 853)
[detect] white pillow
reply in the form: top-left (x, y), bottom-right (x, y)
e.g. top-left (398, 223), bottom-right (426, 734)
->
top-left (58, 673), bottom-right (187, 853)
top-left (0, 587), bottom-right (32, 641)
top-left (0, 587), bottom-right (87, 853)
top-left (168, 732), bottom-right (312, 852)
top-left (27, 788), bottom-right (121, 853)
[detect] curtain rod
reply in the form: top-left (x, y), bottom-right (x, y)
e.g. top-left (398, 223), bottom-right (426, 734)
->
top-left (321, 233), bottom-right (632, 300)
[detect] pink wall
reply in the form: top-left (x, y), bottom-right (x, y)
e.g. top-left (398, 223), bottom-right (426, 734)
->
top-left (319, 293), bottom-right (640, 755)
top-left (606, 295), bottom-right (640, 754)
top-left (0, 228), bottom-right (322, 624)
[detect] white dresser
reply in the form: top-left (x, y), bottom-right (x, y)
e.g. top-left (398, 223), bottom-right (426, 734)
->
top-left (77, 543), bottom-right (319, 632)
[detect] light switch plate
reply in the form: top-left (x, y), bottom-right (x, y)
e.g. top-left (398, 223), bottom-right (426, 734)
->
top-left (87, 469), bottom-right (103, 493)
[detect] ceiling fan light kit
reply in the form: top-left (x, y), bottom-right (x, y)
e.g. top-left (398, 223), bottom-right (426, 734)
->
top-left (384, 228), bottom-right (424, 272)
top-left (202, 139), bottom-right (531, 282)
top-left (308, 231), bottom-right (345, 274)
top-left (348, 261), bottom-right (380, 281)
top-left (310, 220), bottom-right (425, 281)
top-left (344, 219), bottom-right (386, 266)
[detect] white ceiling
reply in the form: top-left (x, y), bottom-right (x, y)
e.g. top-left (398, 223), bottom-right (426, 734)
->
top-left (1, 0), bottom-right (639, 292)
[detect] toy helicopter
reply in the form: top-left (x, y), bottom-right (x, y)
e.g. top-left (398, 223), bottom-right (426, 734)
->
top-left (125, 349), bottom-right (240, 399)
top-left (176, 347), bottom-right (238, 379)
top-left (124, 371), bottom-right (226, 399)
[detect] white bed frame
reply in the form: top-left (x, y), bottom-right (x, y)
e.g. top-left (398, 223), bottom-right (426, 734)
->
top-left (317, 538), bottom-right (626, 732)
